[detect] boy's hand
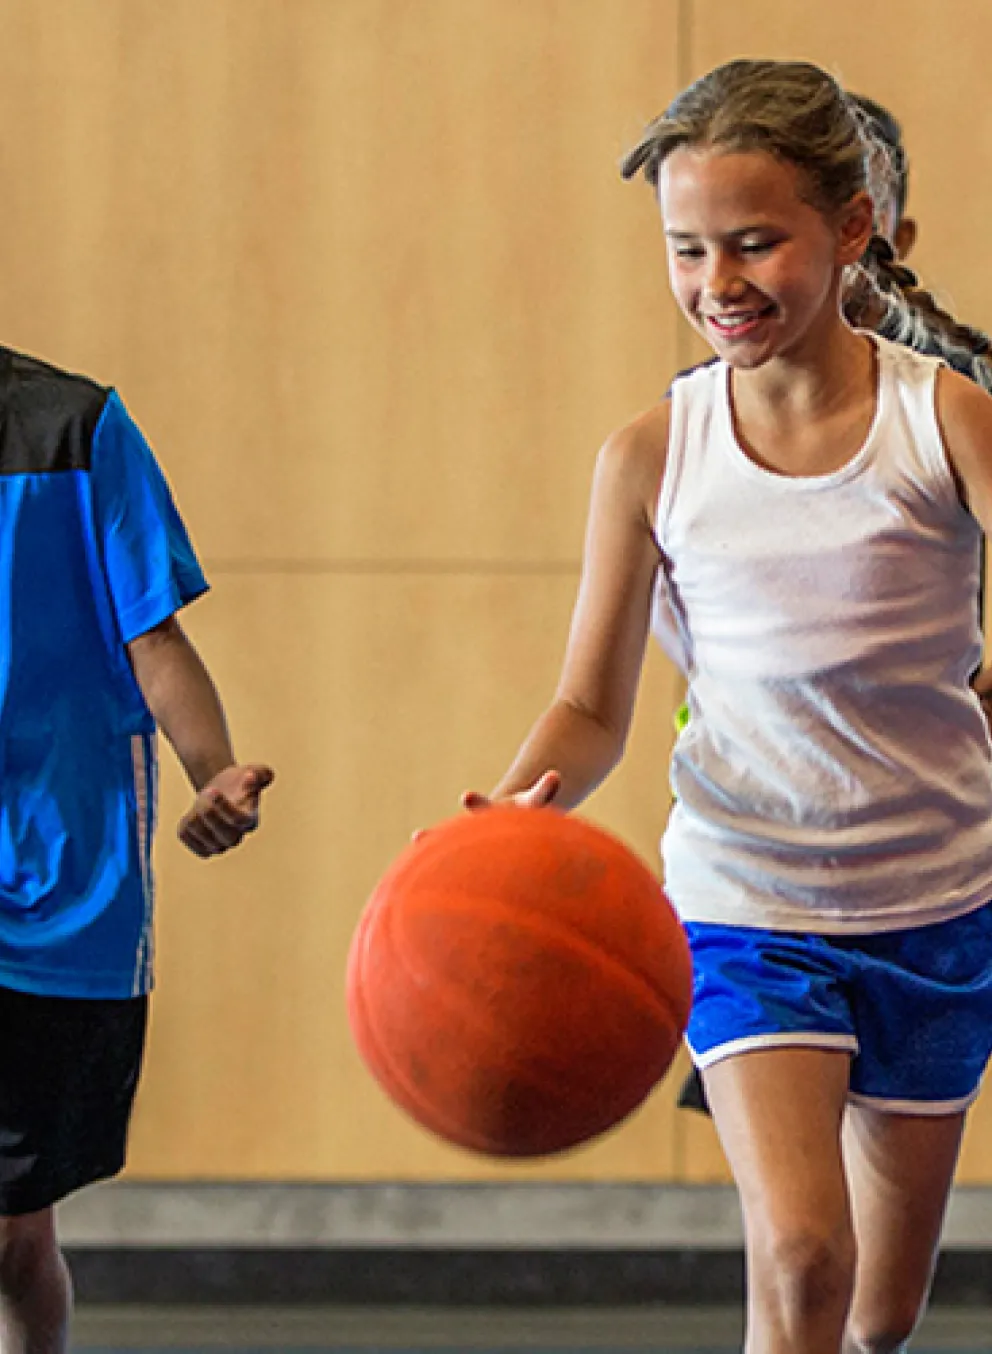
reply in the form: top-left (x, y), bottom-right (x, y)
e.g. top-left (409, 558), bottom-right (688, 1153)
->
top-left (178, 764), bottom-right (275, 858)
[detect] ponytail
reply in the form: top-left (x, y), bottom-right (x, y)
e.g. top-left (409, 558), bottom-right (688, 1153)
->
top-left (846, 236), bottom-right (992, 392)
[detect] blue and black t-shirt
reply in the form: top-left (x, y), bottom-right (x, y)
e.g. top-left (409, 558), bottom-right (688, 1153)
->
top-left (0, 348), bottom-right (206, 998)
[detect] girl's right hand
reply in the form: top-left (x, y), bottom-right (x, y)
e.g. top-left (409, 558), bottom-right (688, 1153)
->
top-left (411, 771), bottom-right (562, 843)
top-left (461, 770), bottom-right (562, 812)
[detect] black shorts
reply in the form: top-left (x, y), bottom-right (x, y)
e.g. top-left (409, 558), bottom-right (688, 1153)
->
top-left (0, 984), bottom-right (148, 1216)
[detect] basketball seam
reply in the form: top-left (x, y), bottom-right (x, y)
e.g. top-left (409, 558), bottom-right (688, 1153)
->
top-left (394, 891), bottom-right (691, 1036)
top-left (394, 821), bottom-right (687, 1019)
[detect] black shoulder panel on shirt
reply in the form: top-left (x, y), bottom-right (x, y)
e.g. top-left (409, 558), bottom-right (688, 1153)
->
top-left (0, 347), bottom-right (109, 476)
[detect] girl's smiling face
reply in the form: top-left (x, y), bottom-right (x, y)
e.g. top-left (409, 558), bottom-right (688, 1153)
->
top-left (658, 145), bottom-right (873, 368)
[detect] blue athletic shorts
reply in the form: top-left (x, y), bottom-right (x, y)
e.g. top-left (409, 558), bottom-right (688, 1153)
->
top-left (684, 903), bottom-right (992, 1113)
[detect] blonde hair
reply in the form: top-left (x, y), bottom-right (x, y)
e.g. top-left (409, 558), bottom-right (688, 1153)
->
top-left (623, 59), bottom-right (992, 390)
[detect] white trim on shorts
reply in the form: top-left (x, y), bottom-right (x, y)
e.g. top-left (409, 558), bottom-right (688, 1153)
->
top-left (847, 1088), bottom-right (981, 1116)
top-left (690, 1035), bottom-right (981, 1113)
top-left (689, 1031), bottom-right (859, 1070)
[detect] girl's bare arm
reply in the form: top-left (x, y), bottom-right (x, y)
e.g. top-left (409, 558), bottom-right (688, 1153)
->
top-left (477, 404), bottom-right (669, 811)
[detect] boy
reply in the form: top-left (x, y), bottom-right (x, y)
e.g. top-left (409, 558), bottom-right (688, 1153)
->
top-left (0, 346), bottom-right (272, 1352)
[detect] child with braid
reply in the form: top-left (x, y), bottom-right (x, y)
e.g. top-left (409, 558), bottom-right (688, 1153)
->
top-left (675, 89), bottom-right (992, 1116)
top-left (461, 60), bottom-right (992, 1353)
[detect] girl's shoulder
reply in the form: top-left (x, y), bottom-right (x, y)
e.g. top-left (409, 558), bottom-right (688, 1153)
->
top-left (604, 399), bottom-right (670, 468)
top-left (595, 400), bottom-right (672, 530)
top-left (933, 362), bottom-right (992, 511)
top-left (598, 358), bottom-right (726, 523)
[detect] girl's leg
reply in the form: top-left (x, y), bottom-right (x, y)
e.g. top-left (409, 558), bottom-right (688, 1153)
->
top-left (841, 1105), bottom-right (965, 1354)
top-left (703, 1046), bottom-right (854, 1354)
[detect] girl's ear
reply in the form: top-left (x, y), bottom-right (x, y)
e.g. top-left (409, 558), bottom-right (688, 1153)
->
top-left (837, 191), bottom-right (875, 266)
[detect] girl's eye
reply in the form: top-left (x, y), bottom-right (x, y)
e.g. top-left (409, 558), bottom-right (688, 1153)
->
top-left (674, 246), bottom-right (705, 260)
top-left (740, 240), bottom-right (775, 255)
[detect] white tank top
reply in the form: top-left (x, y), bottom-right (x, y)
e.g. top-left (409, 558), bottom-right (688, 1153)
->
top-left (657, 334), bottom-right (992, 932)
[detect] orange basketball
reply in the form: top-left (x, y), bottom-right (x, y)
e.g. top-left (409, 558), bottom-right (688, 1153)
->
top-left (346, 806), bottom-right (692, 1158)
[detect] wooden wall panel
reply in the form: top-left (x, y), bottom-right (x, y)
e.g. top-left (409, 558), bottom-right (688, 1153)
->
top-left (8, 0), bottom-right (989, 1188)
top-left (125, 573), bottom-right (685, 1180)
top-left (0, 0), bottom-right (691, 1181)
top-left (0, 0), bottom-right (680, 565)
top-left (957, 1091), bottom-right (992, 1185)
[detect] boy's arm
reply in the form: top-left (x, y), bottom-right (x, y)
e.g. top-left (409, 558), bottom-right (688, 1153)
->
top-left (127, 615), bottom-right (274, 857)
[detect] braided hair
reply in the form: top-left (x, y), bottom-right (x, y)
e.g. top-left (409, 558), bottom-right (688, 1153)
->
top-left (849, 236), bottom-right (992, 391)
top-left (848, 93), bottom-right (909, 225)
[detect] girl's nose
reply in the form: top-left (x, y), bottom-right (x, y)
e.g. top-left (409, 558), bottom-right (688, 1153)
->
top-left (704, 266), bottom-right (748, 305)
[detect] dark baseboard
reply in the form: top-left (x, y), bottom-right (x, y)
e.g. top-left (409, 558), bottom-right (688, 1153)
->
top-left (64, 1247), bottom-right (992, 1307)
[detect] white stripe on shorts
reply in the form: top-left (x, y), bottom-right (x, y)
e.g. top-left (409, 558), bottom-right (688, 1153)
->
top-left (689, 1030), bottom-right (859, 1070)
top-left (847, 1088), bottom-right (981, 1116)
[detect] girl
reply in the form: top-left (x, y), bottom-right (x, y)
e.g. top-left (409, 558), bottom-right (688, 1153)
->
top-left (463, 60), bottom-right (992, 1354)
top-left (675, 89), bottom-right (992, 1117)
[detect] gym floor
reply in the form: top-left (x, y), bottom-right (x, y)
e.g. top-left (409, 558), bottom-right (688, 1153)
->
top-left (71, 1304), bottom-right (992, 1352)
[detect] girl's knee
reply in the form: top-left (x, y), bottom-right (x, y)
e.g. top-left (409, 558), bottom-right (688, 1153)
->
top-left (754, 1224), bottom-right (857, 1323)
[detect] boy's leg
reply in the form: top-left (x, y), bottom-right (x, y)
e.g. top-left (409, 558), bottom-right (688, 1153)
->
top-left (840, 1106), bottom-right (965, 1354)
top-left (0, 988), bottom-right (147, 1353)
top-left (703, 1047), bottom-right (854, 1354)
top-left (0, 1207), bottom-right (71, 1354)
